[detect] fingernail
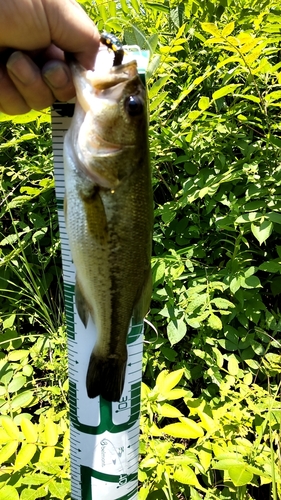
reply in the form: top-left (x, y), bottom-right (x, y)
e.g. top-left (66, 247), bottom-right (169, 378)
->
top-left (6, 51), bottom-right (37, 85)
top-left (43, 62), bottom-right (70, 89)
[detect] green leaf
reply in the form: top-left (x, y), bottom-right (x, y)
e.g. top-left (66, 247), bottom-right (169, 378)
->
top-left (0, 234), bottom-right (19, 246)
top-left (189, 110), bottom-right (202, 123)
top-left (0, 485), bottom-right (19, 500)
top-left (159, 369), bottom-right (184, 393)
top-left (14, 443), bottom-right (37, 470)
top-left (210, 298), bottom-right (234, 309)
top-left (8, 349), bottom-right (29, 361)
top-left (214, 458), bottom-right (244, 470)
top-left (157, 403), bottom-right (183, 418)
top-left (8, 375), bottom-right (27, 393)
top-left (251, 221), bottom-right (273, 245)
top-left (11, 391), bottom-right (34, 410)
top-left (164, 389), bottom-right (189, 400)
top-left (268, 212), bottom-right (281, 224)
top-left (44, 420), bottom-right (58, 446)
top-left (265, 90), bottom-right (281, 102)
top-left (228, 355), bottom-right (239, 376)
top-left (212, 347), bottom-right (224, 368)
top-left (243, 275), bottom-right (261, 289)
top-left (163, 418), bottom-right (204, 439)
top-left (173, 465), bottom-right (200, 486)
top-left (138, 486), bottom-right (149, 500)
top-left (201, 23), bottom-right (221, 37)
top-left (0, 440), bottom-right (18, 464)
top-left (149, 76), bottom-right (170, 99)
top-left (21, 473), bottom-right (50, 486)
top-left (208, 314), bottom-right (222, 330)
top-left (0, 133), bottom-right (38, 149)
top-left (212, 84), bottom-right (241, 101)
top-left (229, 276), bottom-right (243, 294)
top-left (228, 465), bottom-right (253, 486)
top-left (259, 261), bottom-right (281, 273)
top-left (146, 1), bottom-right (169, 12)
top-left (190, 486), bottom-right (203, 500)
top-left (21, 419), bottom-right (38, 443)
top-left (198, 96), bottom-right (210, 110)
top-left (222, 22), bottom-right (235, 37)
top-left (236, 212), bottom-right (262, 223)
top-left (20, 486), bottom-right (47, 500)
top-left (198, 443), bottom-right (212, 471)
top-left (167, 317), bottom-right (187, 345)
top-left (48, 480), bottom-right (68, 500)
top-left (20, 489), bottom-right (38, 500)
top-left (39, 446), bottom-right (55, 462)
top-left (152, 259), bottom-right (166, 284)
top-left (1, 417), bottom-right (20, 440)
top-left (149, 92), bottom-right (168, 113)
top-left (245, 359), bottom-right (260, 370)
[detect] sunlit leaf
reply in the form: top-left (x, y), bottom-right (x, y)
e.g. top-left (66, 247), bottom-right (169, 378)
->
top-left (212, 84), bottom-right (241, 100)
top-left (163, 418), bottom-right (204, 439)
top-left (21, 419), bottom-right (38, 443)
top-left (1, 417), bottom-right (19, 440)
top-left (251, 221), bottom-right (273, 245)
top-left (228, 355), bottom-right (239, 376)
top-left (174, 465), bottom-right (201, 486)
top-left (0, 440), bottom-right (18, 464)
top-left (44, 420), bottom-right (58, 447)
top-left (201, 23), bottom-right (221, 37)
top-left (14, 443), bottom-right (37, 470)
top-left (0, 485), bottom-right (19, 500)
top-left (228, 466), bottom-right (253, 486)
top-left (222, 22), bottom-right (235, 37)
top-left (208, 314), bottom-right (222, 330)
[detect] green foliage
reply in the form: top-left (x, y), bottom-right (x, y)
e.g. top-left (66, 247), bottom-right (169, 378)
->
top-left (0, 116), bottom-right (68, 498)
top-left (140, 369), bottom-right (281, 499)
top-left (0, 411), bottom-right (69, 500)
top-left (0, 0), bottom-right (281, 499)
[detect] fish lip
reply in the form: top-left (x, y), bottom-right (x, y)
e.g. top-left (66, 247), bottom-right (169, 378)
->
top-left (70, 59), bottom-right (140, 115)
top-left (86, 60), bottom-right (138, 91)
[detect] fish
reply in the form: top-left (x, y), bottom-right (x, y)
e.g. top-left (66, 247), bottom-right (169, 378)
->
top-left (63, 50), bottom-right (153, 402)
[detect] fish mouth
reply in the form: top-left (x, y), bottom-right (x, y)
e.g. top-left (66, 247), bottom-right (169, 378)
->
top-left (87, 60), bottom-right (138, 90)
top-left (71, 60), bottom-right (138, 112)
top-left (71, 60), bottom-right (139, 155)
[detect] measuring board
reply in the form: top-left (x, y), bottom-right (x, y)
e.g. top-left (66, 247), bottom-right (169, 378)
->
top-left (51, 47), bottom-right (150, 500)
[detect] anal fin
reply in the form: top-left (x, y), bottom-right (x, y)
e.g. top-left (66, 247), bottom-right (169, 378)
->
top-left (75, 276), bottom-right (90, 328)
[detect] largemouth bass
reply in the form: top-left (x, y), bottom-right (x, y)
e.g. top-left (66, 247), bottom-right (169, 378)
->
top-left (63, 49), bottom-right (153, 402)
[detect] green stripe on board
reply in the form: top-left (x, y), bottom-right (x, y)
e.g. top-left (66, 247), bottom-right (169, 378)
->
top-left (69, 381), bottom-right (140, 435)
top-left (81, 466), bottom-right (138, 500)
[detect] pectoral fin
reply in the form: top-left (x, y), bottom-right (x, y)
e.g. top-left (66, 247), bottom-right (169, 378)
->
top-left (75, 277), bottom-right (90, 328)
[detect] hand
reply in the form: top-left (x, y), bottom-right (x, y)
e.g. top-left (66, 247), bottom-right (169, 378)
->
top-left (0, 0), bottom-right (100, 114)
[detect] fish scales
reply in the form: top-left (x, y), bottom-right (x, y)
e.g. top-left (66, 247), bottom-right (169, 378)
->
top-left (64, 54), bottom-right (153, 402)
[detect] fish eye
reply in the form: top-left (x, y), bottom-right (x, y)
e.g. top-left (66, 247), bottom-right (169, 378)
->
top-left (125, 95), bottom-right (144, 117)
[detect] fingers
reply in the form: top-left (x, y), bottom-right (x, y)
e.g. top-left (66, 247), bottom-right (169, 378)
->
top-left (42, 60), bottom-right (75, 102)
top-left (0, 51), bottom-right (75, 114)
top-left (0, 61), bottom-right (30, 115)
top-left (44, 0), bottom-right (100, 69)
top-left (0, 0), bottom-right (100, 114)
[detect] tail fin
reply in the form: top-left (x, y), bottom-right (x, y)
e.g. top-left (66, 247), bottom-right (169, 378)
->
top-left (86, 350), bottom-right (127, 402)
